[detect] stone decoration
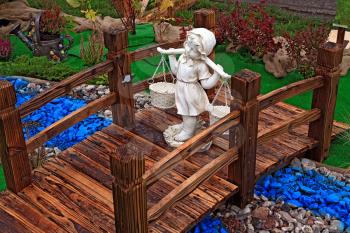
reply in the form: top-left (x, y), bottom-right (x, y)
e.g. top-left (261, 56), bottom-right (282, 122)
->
top-left (263, 37), bottom-right (297, 78)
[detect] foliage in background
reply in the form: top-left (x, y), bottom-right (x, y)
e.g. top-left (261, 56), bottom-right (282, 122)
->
top-left (80, 30), bottom-right (104, 66)
top-left (40, 6), bottom-right (67, 35)
top-left (0, 35), bottom-right (11, 61)
top-left (335, 0), bottom-right (350, 27)
top-left (0, 55), bottom-right (78, 81)
top-left (66, 0), bottom-right (99, 22)
top-left (284, 25), bottom-right (329, 78)
top-left (111, 0), bottom-right (142, 34)
top-left (28, 0), bottom-right (118, 18)
top-left (216, 1), bottom-right (281, 58)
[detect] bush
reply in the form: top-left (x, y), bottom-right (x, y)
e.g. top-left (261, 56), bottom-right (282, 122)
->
top-left (216, 1), bottom-right (281, 58)
top-left (0, 55), bottom-right (78, 81)
top-left (40, 6), bottom-right (67, 35)
top-left (0, 35), bottom-right (11, 61)
top-left (284, 25), bottom-right (330, 78)
top-left (80, 30), bottom-right (104, 66)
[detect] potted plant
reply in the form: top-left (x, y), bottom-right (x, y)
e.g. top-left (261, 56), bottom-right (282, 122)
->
top-left (0, 35), bottom-right (11, 61)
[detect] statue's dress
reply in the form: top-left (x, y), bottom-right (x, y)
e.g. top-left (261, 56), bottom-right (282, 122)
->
top-left (175, 55), bottom-right (211, 116)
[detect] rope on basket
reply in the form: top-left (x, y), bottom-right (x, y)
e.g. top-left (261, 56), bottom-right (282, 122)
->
top-left (210, 80), bottom-right (232, 108)
top-left (148, 54), bottom-right (176, 84)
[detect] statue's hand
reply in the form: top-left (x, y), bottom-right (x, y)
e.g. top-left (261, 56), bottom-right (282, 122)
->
top-left (157, 47), bottom-right (167, 54)
top-left (214, 64), bottom-right (231, 80)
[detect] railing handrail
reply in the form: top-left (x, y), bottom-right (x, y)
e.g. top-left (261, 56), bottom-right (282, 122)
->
top-left (143, 109), bottom-right (241, 187)
top-left (147, 147), bottom-right (239, 222)
top-left (257, 75), bottom-right (324, 111)
top-left (25, 93), bottom-right (117, 154)
top-left (18, 60), bottom-right (114, 118)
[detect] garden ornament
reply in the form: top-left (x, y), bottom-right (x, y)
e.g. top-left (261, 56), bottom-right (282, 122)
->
top-left (11, 13), bottom-right (73, 61)
top-left (157, 28), bottom-right (231, 144)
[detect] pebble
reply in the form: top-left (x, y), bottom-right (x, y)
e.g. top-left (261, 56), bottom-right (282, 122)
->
top-left (279, 211), bottom-right (296, 223)
top-left (301, 158), bottom-right (316, 171)
top-left (302, 225), bottom-right (313, 233)
top-left (251, 207), bottom-right (269, 220)
top-left (330, 219), bottom-right (345, 232)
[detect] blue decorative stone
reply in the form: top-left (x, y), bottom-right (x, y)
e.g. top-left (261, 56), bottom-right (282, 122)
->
top-left (327, 194), bottom-right (340, 203)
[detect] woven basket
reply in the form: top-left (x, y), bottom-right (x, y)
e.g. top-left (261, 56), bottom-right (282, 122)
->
top-left (209, 105), bottom-right (230, 135)
top-left (149, 82), bottom-right (176, 109)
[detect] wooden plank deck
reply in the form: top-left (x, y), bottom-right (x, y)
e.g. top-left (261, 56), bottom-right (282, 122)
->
top-left (0, 102), bottom-right (348, 233)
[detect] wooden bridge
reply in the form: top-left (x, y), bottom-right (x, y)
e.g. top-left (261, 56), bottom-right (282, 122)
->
top-left (0, 9), bottom-right (349, 233)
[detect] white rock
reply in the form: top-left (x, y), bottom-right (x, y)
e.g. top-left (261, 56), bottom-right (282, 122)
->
top-left (27, 83), bottom-right (37, 89)
top-left (85, 85), bottom-right (95, 91)
top-left (301, 158), bottom-right (316, 171)
top-left (279, 211), bottom-right (297, 223)
top-left (98, 90), bottom-right (105, 96)
top-left (247, 224), bottom-right (254, 233)
top-left (104, 110), bottom-right (112, 117)
top-left (291, 158), bottom-right (302, 168)
top-left (53, 147), bottom-right (61, 155)
top-left (302, 225), bottom-right (313, 233)
top-left (281, 223), bottom-right (295, 232)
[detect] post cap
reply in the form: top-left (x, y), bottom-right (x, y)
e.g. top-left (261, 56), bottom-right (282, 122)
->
top-left (0, 80), bottom-right (17, 110)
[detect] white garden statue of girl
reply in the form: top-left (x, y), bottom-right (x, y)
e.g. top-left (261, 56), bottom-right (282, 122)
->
top-left (157, 28), bottom-right (231, 142)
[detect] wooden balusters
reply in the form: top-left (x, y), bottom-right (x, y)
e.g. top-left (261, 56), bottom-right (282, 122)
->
top-left (0, 81), bottom-right (32, 193)
top-left (228, 69), bottom-right (261, 207)
top-left (308, 41), bottom-right (346, 162)
top-left (104, 29), bottom-right (135, 129)
top-left (110, 145), bottom-right (147, 233)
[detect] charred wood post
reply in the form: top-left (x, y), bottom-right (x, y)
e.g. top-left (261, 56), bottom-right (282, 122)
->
top-left (110, 145), bottom-right (147, 233)
top-left (228, 70), bottom-right (261, 207)
top-left (104, 29), bottom-right (135, 129)
top-left (0, 81), bottom-right (32, 193)
top-left (308, 40), bottom-right (347, 162)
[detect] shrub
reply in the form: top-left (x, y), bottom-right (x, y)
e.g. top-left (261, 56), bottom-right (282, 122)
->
top-left (0, 35), bottom-right (11, 60)
top-left (80, 30), bottom-right (104, 66)
top-left (284, 25), bottom-right (330, 78)
top-left (216, 1), bottom-right (280, 58)
top-left (0, 55), bottom-right (78, 81)
top-left (40, 6), bottom-right (66, 35)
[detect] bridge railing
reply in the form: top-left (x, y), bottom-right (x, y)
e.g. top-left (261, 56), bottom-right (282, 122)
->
top-left (0, 8), bottom-right (346, 233)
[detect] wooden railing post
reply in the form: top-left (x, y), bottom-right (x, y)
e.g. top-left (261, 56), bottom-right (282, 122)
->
top-left (110, 145), bottom-right (147, 233)
top-left (228, 69), bottom-right (260, 207)
top-left (0, 81), bottom-right (32, 193)
top-left (194, 8), bottom-right (216, 97)
top-left (308, 41), bottom-right (346, 162)
top-left (104, 29), bottom-right (135, 129)
top-left (194, 9), bottom-right (216, 61)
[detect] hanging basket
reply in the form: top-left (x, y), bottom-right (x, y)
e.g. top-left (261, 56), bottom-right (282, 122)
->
top-left (208, 81), bottom-right (232, 134)
top-left (209, 105), bottom-right (230, 125)
top-left (149, 82), bottom-right (176, 109)
top-left (148, 54), bottom-right (176, 109)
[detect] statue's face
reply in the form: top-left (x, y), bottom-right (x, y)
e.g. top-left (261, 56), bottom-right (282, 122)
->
top-left (185, 34), bottom-right (202, 60)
